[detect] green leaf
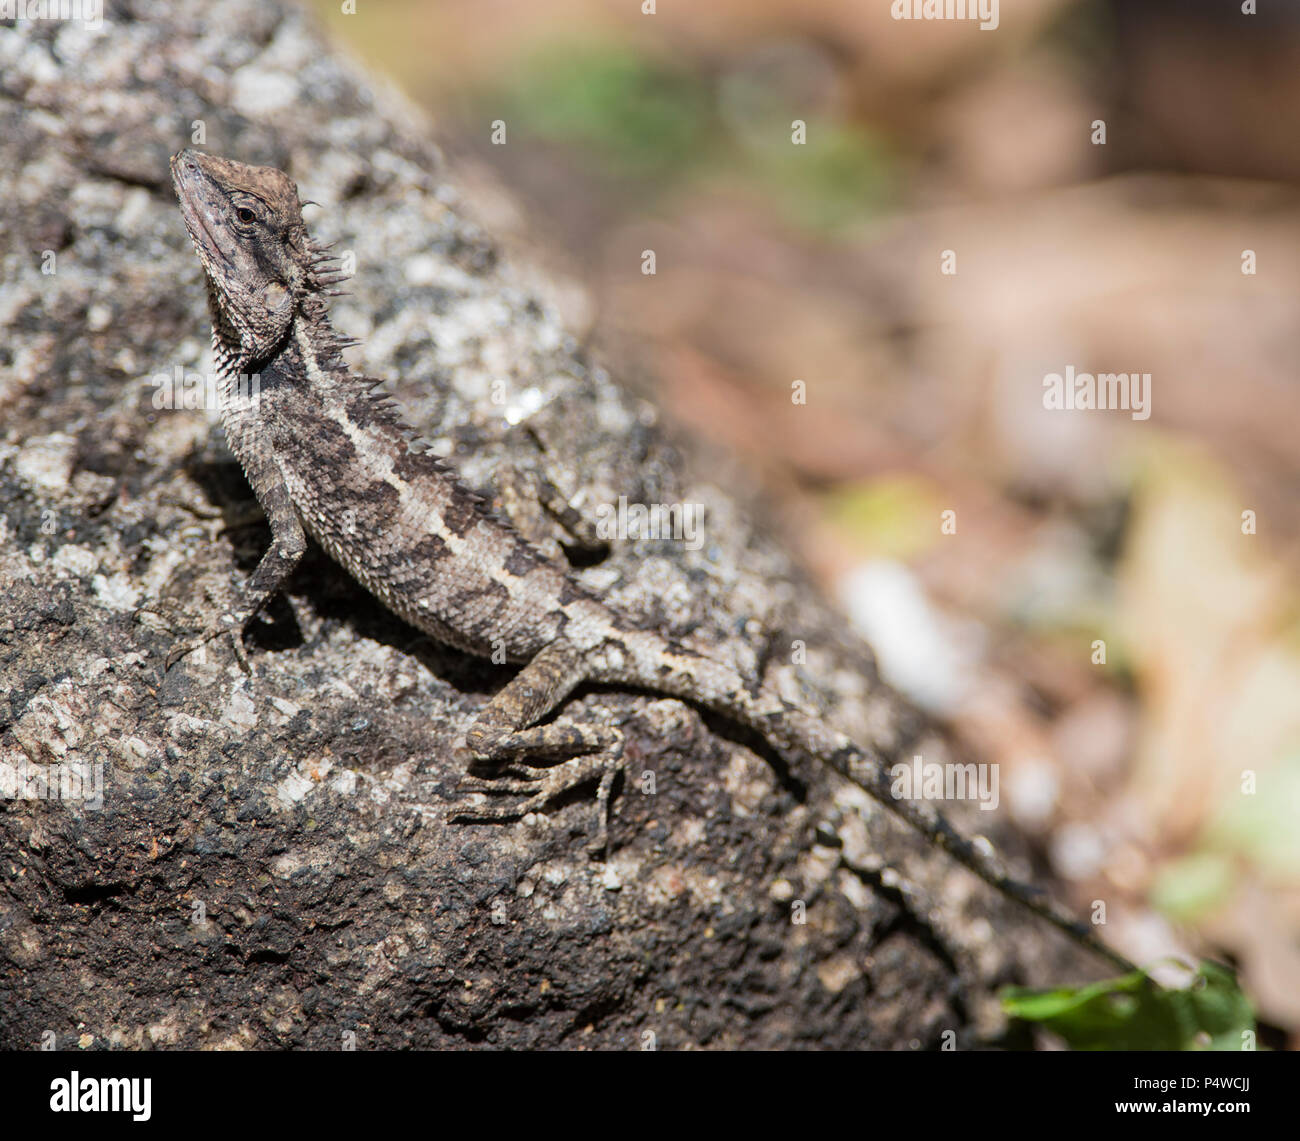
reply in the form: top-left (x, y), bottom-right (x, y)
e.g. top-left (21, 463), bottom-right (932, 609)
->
top-left (747, 121), bottom-right (895, 231)
top-left (1001, 961), bottom-right (1255, 1050)
top-left (1149, 852), bottom-right (1235, 922)
top-left (504, 44), bottom-right (710, 180)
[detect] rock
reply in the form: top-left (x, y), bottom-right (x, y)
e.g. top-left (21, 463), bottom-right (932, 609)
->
top-left (0, 0), bottom-right (1088, 1050)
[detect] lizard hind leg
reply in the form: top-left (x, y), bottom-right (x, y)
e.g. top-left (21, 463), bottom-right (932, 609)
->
top-left (454, 639), bottom-right (625, 855)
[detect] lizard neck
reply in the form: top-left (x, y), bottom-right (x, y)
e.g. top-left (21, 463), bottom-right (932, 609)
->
top-left (206, 284), bottom-right (252, 377)
top-left (282, 294), bottom-right (357, 383)
top-left (216, 286), bottom-right (450, 475)
top-left (207, 285), bottom-right (355, 385)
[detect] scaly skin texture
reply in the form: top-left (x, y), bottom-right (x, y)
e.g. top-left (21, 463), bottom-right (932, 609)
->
top-left (168, 149), bottom-right (1135, 972)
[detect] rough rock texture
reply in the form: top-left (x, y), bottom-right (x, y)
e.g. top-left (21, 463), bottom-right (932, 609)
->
top-left (0, 0), bottom-right (1090, 1049)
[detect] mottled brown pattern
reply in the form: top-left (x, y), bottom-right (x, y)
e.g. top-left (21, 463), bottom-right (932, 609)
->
top-left (169, 148), bottom-right (1133, 973)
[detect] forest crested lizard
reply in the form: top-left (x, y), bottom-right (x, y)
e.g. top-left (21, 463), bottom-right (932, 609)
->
top-left (167, 149), bottom-right (1134, 973)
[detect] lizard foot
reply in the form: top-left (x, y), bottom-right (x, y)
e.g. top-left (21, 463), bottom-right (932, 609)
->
top-left (455, 734), bottom-right (625, 856)
top-left (162, 617), bottom-right (250, 674)
top-left (136, 596), bottom-right (252, 674)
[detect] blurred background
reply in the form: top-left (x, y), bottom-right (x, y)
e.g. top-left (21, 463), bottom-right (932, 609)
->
top-left (309, 0), bottom-right (1300, 1043)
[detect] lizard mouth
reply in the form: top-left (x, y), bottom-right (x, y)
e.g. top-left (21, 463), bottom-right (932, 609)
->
top-left (170, 151), bottom-right (234, 273)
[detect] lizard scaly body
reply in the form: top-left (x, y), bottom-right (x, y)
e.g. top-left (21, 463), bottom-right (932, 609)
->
top-left (168, 150), bottom-right (1134, 972)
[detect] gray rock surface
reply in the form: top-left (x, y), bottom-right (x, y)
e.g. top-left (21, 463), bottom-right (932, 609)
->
top-left (0, 0), bottom-right (1087, 1049)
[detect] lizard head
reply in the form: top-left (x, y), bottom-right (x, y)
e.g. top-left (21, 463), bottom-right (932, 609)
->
top-left (171, 150), bottom-right (334, 363)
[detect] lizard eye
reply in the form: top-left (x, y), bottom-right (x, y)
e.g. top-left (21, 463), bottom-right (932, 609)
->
top-left (235, 206), bottom-right (257, 224)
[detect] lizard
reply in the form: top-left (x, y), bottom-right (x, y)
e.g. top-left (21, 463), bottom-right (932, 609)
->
top-left (165, 148), bottom-right (1136, 974)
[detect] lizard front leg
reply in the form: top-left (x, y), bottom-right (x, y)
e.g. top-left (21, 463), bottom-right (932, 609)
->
top-left (161, 473), bottom-right (307, 672)
top-left (494, 463), bottom-right (605, 562)
top-left (454, 639), bottom-right (625, 854)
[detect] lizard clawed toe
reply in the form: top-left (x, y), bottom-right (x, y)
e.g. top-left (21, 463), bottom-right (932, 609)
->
top-left (163, 619), bottom-right (251, 674)
top-left (458, 774), bottom-right (545, 796)
top-left (455, 750), bottom-right (624, 855)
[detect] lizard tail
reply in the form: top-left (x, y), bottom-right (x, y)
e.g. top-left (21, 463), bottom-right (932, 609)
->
top-left (772, 702), bottom-right (1138, 974)
top-left (633, 641), bottom-right (1138, 973)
